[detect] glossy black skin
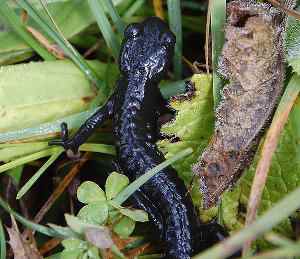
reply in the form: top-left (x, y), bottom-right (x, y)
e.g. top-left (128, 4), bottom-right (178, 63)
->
top-left (50, 17), bottom-right (228, 258)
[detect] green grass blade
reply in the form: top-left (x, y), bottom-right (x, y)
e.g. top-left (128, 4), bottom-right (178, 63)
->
top-left (245, 246), bottom-right (300, 259)
top-left (0, 107), bottom-right (99, 143)
top-left (0, 195), bottom-right (60, 238)
top-left (0, 142), bottom-right (115, 156)
top-left (0, 147), bottom-right (61, 174)
top-left (264, 232), bottom-right (295, 247)
top-left (88, 0), bottom-right (120, 60)
top-left (122, 0), bottom-right (145, 19)
top-left (0, 1), bottom-right (55, 61)
top-left (17, 0), bottom-right (102, 89)
top-left (0, 143), bottom-right (50, 162)
top-left (181, 1), bottom-right (207, 11)
top-left (79, 143), bottom-right (116, 155)
top-left (6, 166), bottom-right (24, 186)
top-left (0, 143), bottom-right (49, 148)
top-left (102, 0), bottom-right (125, 34)
top-left (167, 0), bottom-right (182, 79)
top-left (16, 150), bottom-right (63, 199)
top-left (113, 148), bottom-right (193, 205)
top-left (211, 0), bottom-right (226, 107)
top-left (193, 186), bottom-right (300, 259)
top-left (0, 219), bottom-right (5, 259)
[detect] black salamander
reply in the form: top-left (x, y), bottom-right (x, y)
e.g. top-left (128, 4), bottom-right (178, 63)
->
top-left (50, 17), bottom-right (228, 258)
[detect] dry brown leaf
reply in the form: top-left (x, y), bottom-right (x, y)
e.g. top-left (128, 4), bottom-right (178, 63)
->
top-left (6, 216), bottom-right (42, 259)
top-left (192, 0), bottom-right (295, 209)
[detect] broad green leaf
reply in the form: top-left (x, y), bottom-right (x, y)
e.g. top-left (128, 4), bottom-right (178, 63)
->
top-left (78, 202), bottom-right (109, 225)
top-left (0, 60), bottom-right (110, 133)
top-left (113, 216), bottom-right (135, 238)
top-left (77, 181), bottom-right (106, 204)
top-left (158, 74), bottom-right (214, 215)
top-left (105, 171), bottom-right (129, 200)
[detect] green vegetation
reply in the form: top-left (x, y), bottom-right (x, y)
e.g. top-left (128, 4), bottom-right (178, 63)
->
top-left (0, 1), bottom-right (300, 258)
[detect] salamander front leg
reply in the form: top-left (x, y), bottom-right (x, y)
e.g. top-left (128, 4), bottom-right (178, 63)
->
top-left (49, 94), bottom-right (115, 155)
top-left (49, 122), bottom-right (80, 157)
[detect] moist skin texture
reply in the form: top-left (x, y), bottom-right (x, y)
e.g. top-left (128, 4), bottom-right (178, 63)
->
top-left (50, 17), bottom-right (226, 259)
top-left (192, 0), bottom-right (295, 209)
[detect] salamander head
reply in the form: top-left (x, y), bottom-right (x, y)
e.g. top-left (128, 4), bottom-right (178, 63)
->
top-left (119, 17), bottom-right (176, 81)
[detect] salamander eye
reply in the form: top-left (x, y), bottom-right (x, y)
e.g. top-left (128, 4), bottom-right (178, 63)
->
top-left (124, 23), bottom-right (140, 39)
top-left (160, 32), bottom-right (175, 46)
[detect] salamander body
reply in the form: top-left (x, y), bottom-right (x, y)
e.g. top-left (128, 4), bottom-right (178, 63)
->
top-left (50, 17), bottom-right (225, 258)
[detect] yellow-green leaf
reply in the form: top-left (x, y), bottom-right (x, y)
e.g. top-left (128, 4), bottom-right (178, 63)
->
top-left (113, 216), bottom-right (135, 238)
top-left (105, 172), bottom-right (129, 200)
top-left (77, 181), bottom-right (106, 204)
top-left (78, 202), bottom-right (109, 225)
top-left (158, 74), bottom-right (214, 218)
top-left (0, 60), bottom-right (107, 132)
